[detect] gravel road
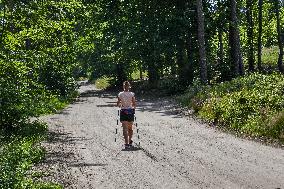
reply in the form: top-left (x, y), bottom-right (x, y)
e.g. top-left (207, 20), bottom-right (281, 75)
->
top-left (38, 84), bottom-right (284, 189)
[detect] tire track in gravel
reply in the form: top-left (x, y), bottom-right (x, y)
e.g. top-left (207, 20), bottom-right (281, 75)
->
top-left (38, 84), bottom-right (284, 189)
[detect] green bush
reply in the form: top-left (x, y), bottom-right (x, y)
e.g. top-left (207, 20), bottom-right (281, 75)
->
top-left (94, 76), bottom-right (113, 90)
top-left (0, 61), bottom-right (33, 129)
top-left (178, 79), bottom-right (209, 109)
top-left (181, 73), bottom-right (284, 139)
top-left (263, 110), bottom-right (284, 138)
top-left (38, 58), bottom-right (78, 97)
top-left (132, 77), bottom-right (186, 96)
top-left (262, 46), bottom-right (279, 66)
top-left (0, 59), bottom-right (78, 131)
top-left (0, 139), bottom-right (42, 188)
top-left (157, 77), bottom-right (185, 95)
top-left (0, 122), bottom-right (62, 189)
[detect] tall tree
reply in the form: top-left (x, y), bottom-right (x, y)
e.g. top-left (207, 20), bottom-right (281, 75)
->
top-left (184, 1), bottom-right (196, 85)
top-left (228, 0), bottom-right (244, 77)
top-left (176, 0), bottom-right (187, 84)
top-left (275, 0), bottom-right (284, 73)
top-left (257, 0), bottom-right (263, 72)
top-left (0, 0), bottom-right (6, 47)
top-left (246, 0), bottom-right (255, 72)
top-left (196, 0), bottom-right (208, 84)
top-left (185, 30), bottom-right (194, 84)
top-left (218, 28), bottom-right (224, 68)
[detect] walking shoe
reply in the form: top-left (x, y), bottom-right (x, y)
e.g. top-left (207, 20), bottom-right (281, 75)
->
top-left (124, 144), bottom-right (130, 150)
top-left (129, 140), bottom-right (133, 147)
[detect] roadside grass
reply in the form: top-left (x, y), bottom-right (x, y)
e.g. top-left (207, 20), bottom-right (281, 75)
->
top-left (242, 46), bottom-right (279, 70)
top-left (94, 76), bottom-right (113, 90)
top-left (94, 70), bottom-right (148, 90)
top-left (262, 46), bottom-right (279, 66)
top-left (178, 73), bottom-right (284, 142)
top-left (0, 91), bottom-right (78, 188)
top-left (131, 76), bottom-right (184, 96)
top-left (131, 69), bottom-right (148, 80)
top-left (0, 121), bottom-right (62, 189)
top-left (34, 91), bottom-right (79, 116)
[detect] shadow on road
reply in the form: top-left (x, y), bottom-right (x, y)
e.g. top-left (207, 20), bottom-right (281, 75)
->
top-left (43, 130), bottom-right (94, 165)
top-left (81, 88), bottom-right (185, 118)
top-left (80, 89), bottom-right (117, 98)
top-left (121, 146), bottom-right (142, 151)
top-left (97, 103), bottom-right (117, 108)
top-left (47, 131), bottom-right (92, 144)
top-left (69, 163), bottom-right (107, 167)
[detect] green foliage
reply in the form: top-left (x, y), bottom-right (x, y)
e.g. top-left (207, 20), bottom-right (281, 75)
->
top-left (131, 69), bottom-right (148, 81)
top-left (0, 60), bottom-right (76, 131)
top-left (181, 73), bottom-right (284, 139)
top-left (31, 182), bottom-right (63, 189)
top-left (0, 1), bottom-right (83, 185)
top-left (263, 110), bottom-right (284, 139)
top-left (34, 0), bottom-right (282, 88)
top-left (178, 79), bottom-right (208, 110)
top-left (94, 76), bottom-right (113, 90)
top-left (157, 77), bottom-right (186, 95)
top-left (0, 121), bottom-right (62, 188)
top-left (262, 46), bottom-right (279, 66)
top-left (38, 56), bottom-right (78, 97)
top-left (131, 77), bottom-right (185, 96)
top-left (0, 60), bottom-right (34, 129)
top-left (0, 0), bottom-right (83, 130)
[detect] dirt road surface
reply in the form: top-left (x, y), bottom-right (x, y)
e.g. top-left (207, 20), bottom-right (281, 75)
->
top-left (38, 84), bottom-right (284, 189)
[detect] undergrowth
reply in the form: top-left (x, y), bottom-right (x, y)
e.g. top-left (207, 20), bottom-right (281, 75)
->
top-left (179, 73), bottom-right (284, 141)
top-left (94, 76), bottom-right (113, 90)
top-left (0, 87), bottom-right (76, 188)
top-left (262, 46), bottom-right (279, 66)
top-left (0, 121), bottom-right (62, 189)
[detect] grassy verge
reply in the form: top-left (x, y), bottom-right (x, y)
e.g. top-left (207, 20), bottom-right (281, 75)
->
top-left (131, 69), bottom-right (148, 80)
top-left (178, 73), bottom-right (284, 142)
top-left (34, 91), bottom-right (79, 115)
top-left (262, 46), bottom-right (279, 66)
top-left (0, 121), bottom-right (62, 189)
top-left (94, 76), bottom-right (113, 90)
top-left (0, 91), bottom-right (79, 188)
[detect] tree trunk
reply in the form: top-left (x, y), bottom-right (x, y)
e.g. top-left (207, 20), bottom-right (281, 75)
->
top-left (176, 0), bottom-right (187, 84)
top-left (275, 0), bottom-right (284, 73)
top-left (246, 0), bottom-right (255, 72)
top-left (0, 2), bottom-right (6, 47)
top-left (147, 47), bottom-right (159, 87)
top-left (168, 53), bottom-right (177, 77)
top-left (218, 29), bottom-right (224, 66)
top-left (116, 62), bottom-right (127, 87)
top-left (176, 37), bottom-right (185, 83)
top-left (185, 32), bottom-right (194, 84)
top-left (196, 0), bottom-right (208, 84)
top-left (139, 63), bottom-right (143, 80)
top-left (229, 0), bottom-right (244, 77)
top-left (257, 0), bottom-right (263, 72)
top-left (148, 62), bottom-right (159, 87)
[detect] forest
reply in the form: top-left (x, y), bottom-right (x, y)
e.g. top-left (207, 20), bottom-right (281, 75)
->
top-left (1, 0), bottom-right (283, 129)
top-left (0, 0), bottom-right (284, 188)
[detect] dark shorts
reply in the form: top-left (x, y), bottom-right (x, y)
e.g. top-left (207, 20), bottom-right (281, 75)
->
top-left (120, 109), bottom-right (135, 122)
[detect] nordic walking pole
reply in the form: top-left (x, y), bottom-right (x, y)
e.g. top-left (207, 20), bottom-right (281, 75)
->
top-left (134, 114), bottom-right (140, 146)
top-left (115, 109), bottom-right (119, 142)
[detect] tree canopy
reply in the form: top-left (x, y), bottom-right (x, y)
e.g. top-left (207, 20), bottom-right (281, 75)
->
top-left (0, 0), bottom-right (283, 129)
